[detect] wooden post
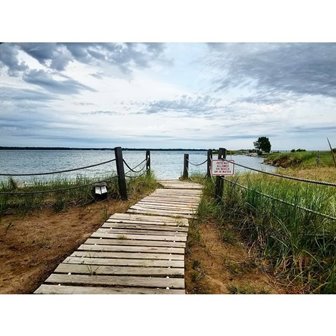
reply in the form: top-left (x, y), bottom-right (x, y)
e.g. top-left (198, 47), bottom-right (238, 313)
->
top-left (114, 146), bottom-right (127, 200)
top-left (215, 147), bottom-right (226, 203)
top-left (327, 137), bottom-right (336, 168)
top-left (207, 149), bottom-right (212, 177)
top-left (146, 150), bottom-right (151, 176)
top-left (183, 154), bottom-right (189, 179)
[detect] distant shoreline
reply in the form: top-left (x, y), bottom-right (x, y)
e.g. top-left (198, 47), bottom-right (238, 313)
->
top-left (0, 147), bottom-right (208, 151)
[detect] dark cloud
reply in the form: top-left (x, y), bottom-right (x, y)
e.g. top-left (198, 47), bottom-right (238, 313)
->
top-left (144, 95), bottom-right (223, 115)
top-left (23, 69), bottom-right (95, 94)
top-left (211, 43), bottom-right (336, 98)
top-left (0, 44), bottom-right (28, 75)
top-left (1, 43), bottom-right (166, 74)
top-left (19, 43), bottom-right (73, 71)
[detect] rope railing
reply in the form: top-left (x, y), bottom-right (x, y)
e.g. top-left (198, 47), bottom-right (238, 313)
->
top-left (123, 158), bottom-right (147, 174)
top-left (0, 175), bottom-right (119, 195)
top-left (222, 176), bottom-right (336, 221)
top-left (0, 158), bottom-right (116, 177)
top-left (187, 158), bottom-right (208, 166)
top-left (223, 159), bottom-right (336, 188)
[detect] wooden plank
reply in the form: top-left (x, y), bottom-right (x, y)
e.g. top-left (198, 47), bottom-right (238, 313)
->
top-left (140, 197), bottom-right (200, 204)
top-left (45, 274), bottom-right (185, 288)
top-left (78, 244), bottom-right (185, 254)
top-left (35, 285), bottom-right (185, 294)
top-left (138, 200), bottom-right (198, 207)
top-left (71, 251), bottom-right (184, 260)
top-left (129, 205), bottom-right (196, 215)
top-left (91, 232), bottom-right (187, 242)
top-left (110, 213), bottom-right (188, 224)
top-left (63, 257), bottom-right (184, 267)
top-left (72, 251), bottom-right (184, 262)
top-left (102, 222), bottom-right (189, 232)
top-left (84, 238), bottom-right (186, 248)
top-left (54, 264), bottom-right (185, 276)
top-left (106, 218), bottom-right (189, 227)
top-left (135, 202), bottom-right (197, 211)
top-left (97, 228), bottom-right (187, 237)
top-left (127, 209), bottom-right (194, 219)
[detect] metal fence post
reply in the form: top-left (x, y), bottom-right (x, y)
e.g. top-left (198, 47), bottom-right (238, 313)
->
top-left (215, 147), bottom-right (226, 202)
top-left (114, 146), bottom-right (128, 200)
top-left (183, 154), bottom-right (189, 179)
top-left (146, 150), bottom-right (151, 176)
top-left (207, 149), bottom-right (212, 177)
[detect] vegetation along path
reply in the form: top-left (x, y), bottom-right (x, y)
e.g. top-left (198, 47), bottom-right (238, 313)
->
top-left (35, 180), bottom-right (202, 294)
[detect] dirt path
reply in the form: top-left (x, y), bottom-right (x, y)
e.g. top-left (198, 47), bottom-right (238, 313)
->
top-left (0, 197), bottom-right (144, 294)
top-left (185, 219), bottom-right (288, 294)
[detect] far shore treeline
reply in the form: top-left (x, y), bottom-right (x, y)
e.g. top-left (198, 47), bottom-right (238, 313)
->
top-left (0, 147), bottom-right (207, 151)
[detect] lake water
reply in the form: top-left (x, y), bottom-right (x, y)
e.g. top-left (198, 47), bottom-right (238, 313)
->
top-left (0, 150), bottom-right (276, 182)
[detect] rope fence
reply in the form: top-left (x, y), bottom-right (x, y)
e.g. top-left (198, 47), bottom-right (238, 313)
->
top-left (0, 175), bottom-right (119, 195)
top-left (0, 147), bottom-right (152, 201)
top-left (0, 158), bottom-right (116, 177)
top-left (223, 159), bottom-right (336, 188)
top-left (186, 158), bottom-right (207, 167)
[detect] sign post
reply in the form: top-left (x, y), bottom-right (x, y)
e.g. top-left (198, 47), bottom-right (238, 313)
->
top-left (214, 148), bottom-right (226, 203)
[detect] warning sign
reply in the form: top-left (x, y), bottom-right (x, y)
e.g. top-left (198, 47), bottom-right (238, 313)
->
top-left (211, 160), bottom-right (235, 176)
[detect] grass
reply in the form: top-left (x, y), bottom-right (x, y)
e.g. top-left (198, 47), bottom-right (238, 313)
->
top-left (0, 171), bottom-right (157, 215)
top-left (265, 151), bottom-right (336, 168)
top-left (190, 170), bottom-right (336, 293)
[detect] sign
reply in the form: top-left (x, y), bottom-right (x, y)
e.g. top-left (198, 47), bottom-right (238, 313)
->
top-left (211, 159), bottom-right (235, 176)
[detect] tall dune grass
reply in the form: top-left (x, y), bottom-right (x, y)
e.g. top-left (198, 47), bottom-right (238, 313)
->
top-left (196, 173), bottom-right (336, 293)
top-left (0, 172), bottom-right (156, 215)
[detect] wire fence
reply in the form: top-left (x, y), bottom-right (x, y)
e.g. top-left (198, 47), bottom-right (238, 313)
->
top-left (223, 159), bottom-right (336, 187)
top-left (221, 176), bottom-right (336, 221)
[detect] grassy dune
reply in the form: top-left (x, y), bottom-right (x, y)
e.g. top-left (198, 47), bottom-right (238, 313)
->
top-left (265, 151), bottom-right (335, 168)
top-left (193, 169), bottom-right (336, 293)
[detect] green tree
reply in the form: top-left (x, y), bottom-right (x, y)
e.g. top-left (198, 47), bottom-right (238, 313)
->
top-left (254, 137), bottom-right (271, 153)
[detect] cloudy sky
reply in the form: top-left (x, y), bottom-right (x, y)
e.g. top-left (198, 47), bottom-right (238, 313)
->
top-left (0, 42), bottom-right (335, 150)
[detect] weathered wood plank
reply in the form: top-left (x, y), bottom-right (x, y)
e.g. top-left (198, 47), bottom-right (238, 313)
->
top-left (84, 238), bottom-right (186, 248)
top-left (78, 244), bottom-right (185, 254)
top-left (106, 218), bottom-right (189, 227)
top-left (35, 285), bottom-right (185, 294)
top-left (140, 197), bottom-right (200, 204)
top-left (54, 264), bottom-right (185, 276)
top-left (97, 228), bottom-right (187, 237)
top-left (71, 251), bottom-right (184, 260)
top-left (127, 209), bottom-right (194, 219)
top-left (64, 257), bottom-right (184, 267)
top-left (110, 213), bottom-right (189, 224)
top-left (91, 231), bottom-right (187, 242)
top-left (102, 222), bottom-right (189, 232)
top-left (45, 274), bottom-right (185, 289)
top-left (129, 205), bottom-right (196, 215)
top-left (135, 203), bottom-right (197, 211)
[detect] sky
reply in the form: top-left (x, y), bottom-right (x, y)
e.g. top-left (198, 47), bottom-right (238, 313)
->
top-left (1, 42), bottom-right (336, 150)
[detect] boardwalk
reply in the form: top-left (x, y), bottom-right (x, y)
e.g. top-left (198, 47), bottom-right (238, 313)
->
top-left (35, 180), bottom-right (202, 294)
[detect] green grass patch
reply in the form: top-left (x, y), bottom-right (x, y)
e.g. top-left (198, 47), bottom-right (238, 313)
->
top-left (0, 171), bottom-right (157, 215)
top-left (192, 172), bottom-right (336, 293)
top-left (265, 151), bottom-right (335, 168)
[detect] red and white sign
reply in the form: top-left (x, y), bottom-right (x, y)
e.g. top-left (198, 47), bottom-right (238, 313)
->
top-left (211, 160), bottom-right (235, 176)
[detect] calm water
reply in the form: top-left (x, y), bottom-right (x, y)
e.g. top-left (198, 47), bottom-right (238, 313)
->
top-left (0, 150), bottom-right (276, 182)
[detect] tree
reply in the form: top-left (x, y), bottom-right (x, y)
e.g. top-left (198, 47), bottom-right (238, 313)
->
top-left (254, 137), bottom-right (271, 153)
